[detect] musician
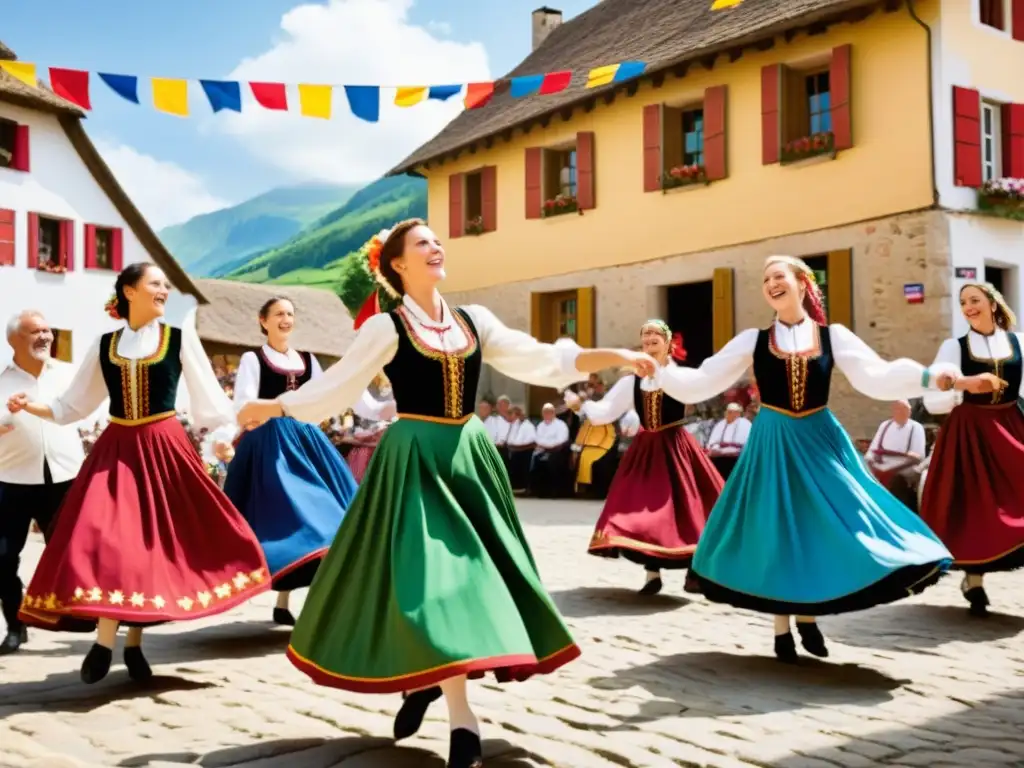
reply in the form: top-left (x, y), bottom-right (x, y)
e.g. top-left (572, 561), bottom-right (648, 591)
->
top-left (865, 400), bottom-right (926, 510)
top-left (706, 402), bottom-right (751, 480)
top-left (571, 411), bottom-right (619, 499)
top-left (506, 405), bottom-right (535, 493)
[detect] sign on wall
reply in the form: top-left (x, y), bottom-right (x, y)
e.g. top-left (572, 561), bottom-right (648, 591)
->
top-left (954, 267), bottom-right (977, 279)
top-left (904, 283), bottom-right (924, 304)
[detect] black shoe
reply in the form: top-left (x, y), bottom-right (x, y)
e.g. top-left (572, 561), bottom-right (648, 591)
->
top-left (80, 644), bottom-right (113, 684)
top-left (273, 607), bottom-right (296, 626)
top-left (964, 586), bottom-right (990, 617)
top-left (393, 686), bottom-right (442, 740)
top-left (124, 645), bottom-right (153, 682)
top-left (796, 622), bottom-right (829, 658)
top-left (638, 576), bottom-right (663, 596)
top-left (448, 728), bottom-right (484, 768)
top-left (682, 572), bottom-right (702, 594)
top-left (0, 626), bottom-right (27, 656)
top-left (774, 632), bottom-right (798, 664)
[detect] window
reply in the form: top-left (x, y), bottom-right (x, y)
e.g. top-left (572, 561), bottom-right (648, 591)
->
top-left (50, 329), bottom-right (72, 363)
top-left (682, 109), bottom-right (705, 167)
top-left (980, 0), bottom-right (1007, 31)
top-left (786, 69), bottom-right (831, 142)
top-left (557, 295), bottom-right (577, 338)
top-left (544, 147), bottom-right (577, 201)
top-left (448, 167), bottom-right (495, 237)
top-left (38, 216), bottom-right (62, 267)
top-left (464, 171), bottom-right (483, 233)
top-left (94, 228), bottom-right (113, 269)
top-left (84, 224), bottom-right (123, 270)
top-left (30, 214), bottom-right (73, 273)
top-left (982, 101), bottom-right (1002, 182)
top-left (800, 249), bottom-right (853, 328)
top-left (0, 119), bottom-right (15, 169)
top-left (807, 73), bottom-right (832, 135)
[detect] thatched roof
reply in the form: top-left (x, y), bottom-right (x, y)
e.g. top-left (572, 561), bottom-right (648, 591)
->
top-left (0, 41), bottom-right (14, 61)
top-left (0, 40), bottom-right (82, 115)
top-left (194, 279), bottom-right (356, 358)
top-left (390, 0), bottom-right (880, 174)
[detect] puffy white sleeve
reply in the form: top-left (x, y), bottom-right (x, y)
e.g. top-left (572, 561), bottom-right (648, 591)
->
top-left (923, 339), bottom-right (962, 414)
top-left (463, 305), bottom-right (587, 389)
top-left (48, 337), bottom-right (109, 426)
top-left (279, 313), bottom-right (399, 425)
top-left (830, 324), bottom-right (948, 401)
top-left (353, 389), bottom-right (397, 421)
top-left (180, 315), bottom-right (238, 441)
top-left (578, 376), bottom-right (633, 426)
top-left (231, 352), bottom-right (261, 411)
top-left (657, 329), bottom-right (758, 404)
top-left (310, 354), bottom-right (324, 378)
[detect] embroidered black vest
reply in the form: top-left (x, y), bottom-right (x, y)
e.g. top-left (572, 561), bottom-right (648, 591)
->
top-left (99, 324), bottom-right (182, 422)
top-left (752, 323), bottom-right (833, 413)
top-left (383, 306), bottom-right (482, 419)
top-left (256, 348), bottom-right (314, 399)
top-left (958, 332), bottom-right (1022, 406)
top-left (632, 375), bottom-right (687, 430)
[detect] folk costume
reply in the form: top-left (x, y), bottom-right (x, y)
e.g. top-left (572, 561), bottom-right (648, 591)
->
top-left (920, 316), bottom-right (1024, 614)
top-left (18, 314), bottom-right (270, 640)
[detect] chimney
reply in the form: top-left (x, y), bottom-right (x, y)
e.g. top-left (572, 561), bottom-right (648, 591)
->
top-left (532, 7), bottom-right (562, 51)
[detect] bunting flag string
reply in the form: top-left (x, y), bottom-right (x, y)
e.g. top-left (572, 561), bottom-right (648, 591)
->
top-left (0, 58), bottom-right (646, 124)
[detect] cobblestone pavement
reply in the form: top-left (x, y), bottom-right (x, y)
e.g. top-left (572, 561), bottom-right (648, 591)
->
top-left (2, 499), bottom-right (1023, 768)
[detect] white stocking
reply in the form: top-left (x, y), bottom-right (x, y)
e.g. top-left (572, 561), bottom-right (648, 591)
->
top-left (440, 675), bottom-right (479, 734)
top-left (645, 569), bottom-right (660, 583)
top-left (965, 573), bottom-right (984, 589)
top-left (773, 615), bottom-right (791, 635)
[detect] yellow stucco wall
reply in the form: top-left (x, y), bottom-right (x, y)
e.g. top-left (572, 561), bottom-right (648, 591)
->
top-left (423, 7), bottom-right (934, 293)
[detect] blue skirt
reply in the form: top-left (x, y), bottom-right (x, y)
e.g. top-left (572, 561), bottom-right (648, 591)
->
top-left (691, 406), bottom-right (952, 615)
top-left (224, 417), bottom-right (357, 591)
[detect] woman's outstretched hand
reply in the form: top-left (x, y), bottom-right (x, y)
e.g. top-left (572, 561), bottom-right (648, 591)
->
top-left (6, 393), bottom-right (28, 413)
top-left (618, 350), bottom-right (658, 378)
top-left (955, 372), bottom-right (1008, 394)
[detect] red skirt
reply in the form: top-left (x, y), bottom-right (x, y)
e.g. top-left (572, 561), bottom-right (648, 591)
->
top-left (19, 415), bottom-right (270, 631)
top-left (345, 444), bottom-right (376, 483)
top-left (919, 402), bottom-right (1024, 573)
top-left (588, 424), bottom-right (723, 569)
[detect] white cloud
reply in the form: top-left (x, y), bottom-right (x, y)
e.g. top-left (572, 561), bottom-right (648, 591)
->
top-left (94, 140), bottom-right (231, 230)
top-left (426, 20), bottom-right (452, 36)
top-left (216, 0), bottom-right (490, 183)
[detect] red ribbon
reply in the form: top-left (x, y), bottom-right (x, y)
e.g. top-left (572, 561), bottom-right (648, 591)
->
top-left (353, 292), bottom-right (380, 330)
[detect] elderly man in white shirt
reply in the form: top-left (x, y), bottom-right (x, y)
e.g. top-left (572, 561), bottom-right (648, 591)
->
top-left (865, 399), bottom-right (926, 509)
top-left (505, 404), bottom-right (536, 493)
top-left (0, 311), bottom-right (87, 654)
top-left (529, 402), bottom-right (571, 497)
top-left (706, 402), bottom-right (752, 480)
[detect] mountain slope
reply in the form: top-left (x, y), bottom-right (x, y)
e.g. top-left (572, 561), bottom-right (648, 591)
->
top-left (221, 175), bottom-right (427, 289)
top-left (159, 182), bottom-right (358, 277)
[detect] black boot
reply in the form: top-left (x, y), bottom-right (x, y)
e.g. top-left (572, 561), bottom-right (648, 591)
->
top-left (124, 645), bottom-right (153, 681)
top-left (80, 643), bottom-right (113, 684)
top-left (0, 625), bottom-right (27, 656)
top-left (273, 607), bottom-right (296, 626)
top-left (638, 573), bottom-right (663, 595)
top-left (962, 578), bottom-right (990, 617)
top-left (393, 686), bottom-right (442, 740)
top-left (448, 728), bottom-right (484, 768)
top-left (774, 632), bottom-right (798, 664)
top-left (796, 621), bottom-right (829, 658)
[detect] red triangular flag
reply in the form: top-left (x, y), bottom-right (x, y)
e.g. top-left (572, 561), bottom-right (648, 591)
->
top-left (464, 82), bottom-right (495, 109)
top-left (49, 67), bottom-right (91, 110)
top-left (250, 82), bottom-right (288, 110)
top-left (539, 71), bottom-right (572, 95)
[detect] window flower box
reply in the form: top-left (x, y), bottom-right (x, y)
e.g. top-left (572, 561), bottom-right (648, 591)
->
top-left (37, 261), bottom-right (67, 274)
top-left (978, 178), bottom-right (1024, 220)
top-left (542, 194), bottom-right (578, 218)
top-left (465, 215), bottom-right (485, 235)
top-left (660, 164), bottom-right (708, 190)
top-left (781, 131), bottom-right (835, 164)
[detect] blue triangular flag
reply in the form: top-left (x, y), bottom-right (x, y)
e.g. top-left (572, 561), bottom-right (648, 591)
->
top-left (428, 84), bottom-right (462, 101)
top-left (510, 75), bottom-right (544, 98)
top-left (345, 85), bottom-right (379, 122)
top-left (200, 80), bottom-right (242, 113)
top-left (612, 61), bottom-right (647, 83)
top-left (98, 73), bottom-right (139, 104)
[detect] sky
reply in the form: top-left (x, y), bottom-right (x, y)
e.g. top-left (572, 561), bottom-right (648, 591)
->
top-left (4, 0), bottom-right (599, 229)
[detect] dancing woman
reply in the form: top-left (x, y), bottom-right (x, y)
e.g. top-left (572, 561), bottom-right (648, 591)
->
top-left (653, 255), bottom-right (954, 662)
top-left (7, 263), bottom-right (269, 683)
top-left (919, 282), bottom-right (1024, 616)
top-left (225, 297), bottom-right (394, 626)
top-left (237, 219), bottom-right (655, 768)
top-left (565, 319), bottom-right (722, 595)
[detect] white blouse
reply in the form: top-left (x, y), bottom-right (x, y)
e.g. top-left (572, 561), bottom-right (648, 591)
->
top-left (508, 419), bottom-right (537, 446)
top-left (233, 345), bottom-right (395, 422)
top-left (567, 365), bottom-right (680, 426)
top-left (278, 294), bottom-right (586, 424)
top-left (923, 329), bottom-right (1024, 414)
top-left (47, 312), bottom-right (237, 442)
top-left (656, 319), bottom-right (946, 405)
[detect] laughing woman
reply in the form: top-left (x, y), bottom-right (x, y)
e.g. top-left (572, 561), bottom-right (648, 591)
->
top-left (237, 219), bottom-right (655, 768)
top-left (651, 255), bottom-right (954, 662)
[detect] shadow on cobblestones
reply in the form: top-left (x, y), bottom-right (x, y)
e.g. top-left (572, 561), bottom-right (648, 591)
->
top-left (0, 674), bottom-right (212, 716)
top-left (826, 603), bottom-right (1024, 651)
top-left (549, 586), bottom-right (691, 617)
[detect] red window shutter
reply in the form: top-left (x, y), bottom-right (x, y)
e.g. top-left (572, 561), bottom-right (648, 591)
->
top-left (1002, 104), bottom-right (1024, 178)
top-left (27, 212), bottom-right (38, 268)
top-left (703, 85), bottom-right (727, 180)
top-left (84, 224), bottom-right (97, 268)
top-left (830, 45), bottom-right (853, 151)
top-left (525, 147), bottom-right (543, 219)
top-left (61, 219), bottom-right (74, 270)
top-left (576, 131), bottom-right (595, 209)
top-left (952, 86), bottom-right (982, 187)
top-left (0, 208), bottom-right (13, 266)
top-left (448, 174), bottom-right (464, 238)
top-left (642, 104), bottom-right (662, 191)
top-left (1013, 0), bottom-right (1024, 41)
top-left (11, 125), bottom-right (29, 172)
top-left (481, 165), bottom-right (497, 232)
top-left (111, 227), bottom-right (124, 271)
top-left (761, 65), bottom-right (781, 164)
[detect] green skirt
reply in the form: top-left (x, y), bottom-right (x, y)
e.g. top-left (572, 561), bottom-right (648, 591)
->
top-left (286, 414), bottom-right (580, 693)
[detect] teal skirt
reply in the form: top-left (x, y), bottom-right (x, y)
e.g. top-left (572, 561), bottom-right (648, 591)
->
top-left (691, 406), bottom-right (952, 615)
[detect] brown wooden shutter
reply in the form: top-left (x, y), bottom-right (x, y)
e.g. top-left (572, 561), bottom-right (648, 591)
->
top-left (952, 86), bottom-right (982, 187)
top-left (0, 209), bottom-right (13, 266)
top-left (26, 212), bottom-right (38, 268)
top-left (712, 267), bottom-right (734, 352)
top-left (61, 219), bottom-right (74, 270)
top-left (11, 124), bottom-right (29, 172)
top-left (761, 64), bottom-right (782, 164)
top-left (703, 85), bottom-right (727, 180)
top-left (1013, 0), bottom-right (1024, 40)
top-left (84, 224), bottom-right (96, 268)
top-left (830, 44), bottom-right (852, 150)
top-left (448, 173), bottom-right (464, 238)
top-left (1002, 104), bottom-right (1024, 178)
top-left (642, 104), bottom-right (663, 191)
top-left (481, 165), bottom-right (497, 232)
top-left (575, 286), bottom-right (595, 347)
top-left (525, 147), bottom-right (543, 219)
top-left (54, 330), bottom-right (72, 362)
top-left (111, 227), bottom-right (124, 271)
top-left (826, 249), bottom-right (854, 328)
top-left (576, 131), bottom-right (595, 209)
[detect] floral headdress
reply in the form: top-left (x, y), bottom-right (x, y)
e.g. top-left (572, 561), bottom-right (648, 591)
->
top-left (103, 293), bottom-right (121, 320)
top-left (961, 282), bottom-right (1017, 329)
top-left (764, 255), bottom-right (828, 325)
top-left (640, 319), bottom-right (687, 363)
top-left (339, 228), bottom-right (403, 330)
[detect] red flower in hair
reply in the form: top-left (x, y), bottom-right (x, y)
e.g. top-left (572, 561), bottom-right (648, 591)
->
top-left (103, 293), bottom-right (121, 320)
top-left (366, 236), bottom-right (384, 273)
top-left (670, 331), bottom-right (687, 363)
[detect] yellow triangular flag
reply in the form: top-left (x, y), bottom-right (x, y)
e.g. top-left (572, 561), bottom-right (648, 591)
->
top-left (585, 65), bottom-right (618, 89)
top-left (0, 61), bottom-right (37, 88)
top-left (152, 78), bottom-right (189, 117)
top-left (298, 84), bottom-right (332, 119)
top-left (394, 86), bottom-right (427, 107)
top-left (711, 0), bottom-right (743, 9)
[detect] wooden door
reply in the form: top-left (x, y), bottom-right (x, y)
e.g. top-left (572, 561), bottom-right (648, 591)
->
top-left (528, 287), bottom-right (595, 416)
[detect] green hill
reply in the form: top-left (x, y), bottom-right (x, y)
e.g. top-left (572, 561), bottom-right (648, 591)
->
top-left (220, 175), bottom-right (427, 289)
top-left (158, 182), bottom-right (358, 277)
